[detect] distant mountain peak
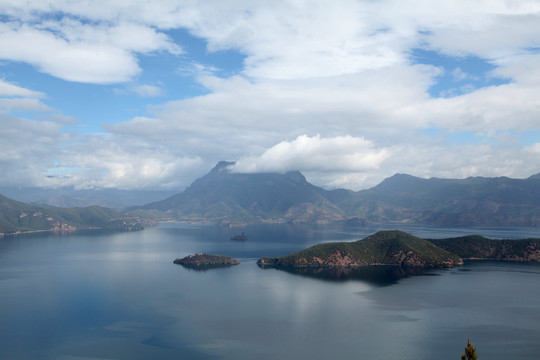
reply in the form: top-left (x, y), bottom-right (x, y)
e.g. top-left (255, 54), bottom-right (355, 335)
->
top-left (211, 161), bottom-right (308, 183)
top-left (211, 161), bottom-right (236, 172)
top-left (285, 170), bottom-right (307, 183)
top-left (140, 161), bottom-right (344, 224)
top-left (372, 173), bottom-right (424, 191)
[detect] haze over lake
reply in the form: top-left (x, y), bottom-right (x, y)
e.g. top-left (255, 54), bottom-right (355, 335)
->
top-left (1, 223), bottom-right (539, 360)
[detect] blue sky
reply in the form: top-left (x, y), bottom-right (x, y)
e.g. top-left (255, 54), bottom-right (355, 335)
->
top-left (411, 49), bottom-right (509, 98)
top-left (1, 1), bottom-right (540, 190)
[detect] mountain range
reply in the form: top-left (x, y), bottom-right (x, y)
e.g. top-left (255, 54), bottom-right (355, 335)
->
top-left (2, 161), bottom-right (540, 234)
top-left (0, 186), bottom-right (177, 209)
top-left (138, 161), bottom-right (540, 227)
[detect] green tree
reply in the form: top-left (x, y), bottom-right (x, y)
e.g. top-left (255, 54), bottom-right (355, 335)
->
top-left (461, 339), bottom-right (477, 360)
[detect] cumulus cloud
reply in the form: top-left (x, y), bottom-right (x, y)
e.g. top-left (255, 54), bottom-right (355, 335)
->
top-left (228, 134), bottom-right (540, 190)
top-left (0, 116), bottom-right (206, 189)
top-left (230, 134), bottom-right (390, 189)
top-left (232, 134), bottom-right (389, 173)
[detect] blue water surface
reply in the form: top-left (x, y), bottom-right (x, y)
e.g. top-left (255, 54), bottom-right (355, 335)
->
top-left (0, 223), bottom-right (539, 360)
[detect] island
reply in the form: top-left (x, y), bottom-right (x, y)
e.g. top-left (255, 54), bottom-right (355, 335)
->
top-left (230, 232), bottom-right (248, 241)
top-left (257, 230), bottom-right (540, 269)
top-left (257, 230), bottom-right (463, 268)
top-left (174, 253), bottom-right (240, 268)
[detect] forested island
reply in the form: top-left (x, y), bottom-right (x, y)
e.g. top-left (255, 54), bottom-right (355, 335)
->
top-left (257, 230), bottom-right (540, 268)
top-left (174, 253), bottom-right (240, 268)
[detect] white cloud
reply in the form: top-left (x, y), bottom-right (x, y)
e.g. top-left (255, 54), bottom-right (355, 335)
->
top-left (450, 68), bottom-right (475, 82)
top-left (1, 1), bottom-right (540, 191)
top-left (60, 138), bottom-right (205, 189)
top-left (491, 52), bottom-right (540, 85)
top-left (0, 79), bottom-right (45, 98)
top-left (0, 115), bottom-right (207, 189)
top-left (231, 134), bottom-right (390, 190)
top-left (0, 19), bottom-right (181, 84)
top-left (132, 84), bottom-right (164, 98)
top-left (0, 79), bottom-right (53, 113)
top-left (232, 134), bottom-right (389, 173)
top-left (177, 62), bottom-right (220, 78)
top-left (4, 1), bottom-right (537, 82)
top-left (526, 143), bottom-right (540, 154)
top-left (0, 98), bottom-right (53, 113)
top-left (422, 8), bottom-right (540, 60)
top-left (413, 83), bottom-right (540, 133)
top-left (100, 55), bottom-right (540, 189)
top-left (0, 115), bottom-right (66, 186)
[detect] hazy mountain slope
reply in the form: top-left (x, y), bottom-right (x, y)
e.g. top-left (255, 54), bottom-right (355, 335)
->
top-left (0, 194), bottom-right (146, 235)
top-left (141, 161), bottom-right (346, 224)
top-left (340, 173), bottom-right (540, 226)
top-left (0, 194), bottom-right (57, 234)
top-left (0, 187), bottom-right (178, 209)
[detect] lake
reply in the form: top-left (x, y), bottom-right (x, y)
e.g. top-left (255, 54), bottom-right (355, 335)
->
top-left (1, 223), bottom-right (539, 360)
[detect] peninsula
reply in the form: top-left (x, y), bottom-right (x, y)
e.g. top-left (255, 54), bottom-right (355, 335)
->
top-left (257, 230), bottom-right (540, 269)
top-left (258, 231), bottom-right (463, 268)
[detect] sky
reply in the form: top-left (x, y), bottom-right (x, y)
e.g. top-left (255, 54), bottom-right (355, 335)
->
top-left (1, 0), bottom-right (540, 191)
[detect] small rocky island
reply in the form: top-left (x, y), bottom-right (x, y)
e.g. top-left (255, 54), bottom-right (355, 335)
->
top-left (230, 232), bottom-right (247, 241)
top-left (174, 253), bottom-right (240, 268)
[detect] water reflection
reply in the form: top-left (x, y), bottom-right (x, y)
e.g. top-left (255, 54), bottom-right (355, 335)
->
top-left (259, 265), bottom-right (438, 286)
top-left (175, 263), bottom-right (239, 272)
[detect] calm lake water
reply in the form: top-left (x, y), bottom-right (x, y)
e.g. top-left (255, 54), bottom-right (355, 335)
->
top-left (1, 223), bottom-right (540, 360)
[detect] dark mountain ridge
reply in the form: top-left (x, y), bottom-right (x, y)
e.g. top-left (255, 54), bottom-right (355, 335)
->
top-left (139, 162), bottom-right (540, 227)
top-left (346, 173), bottom-right (540, 226)
top-left (140, 161), bottom-right (346, 224)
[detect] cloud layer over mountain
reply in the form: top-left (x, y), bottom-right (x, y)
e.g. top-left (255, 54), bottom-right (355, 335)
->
top-left (1, 1), bottom-right (539, 190)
